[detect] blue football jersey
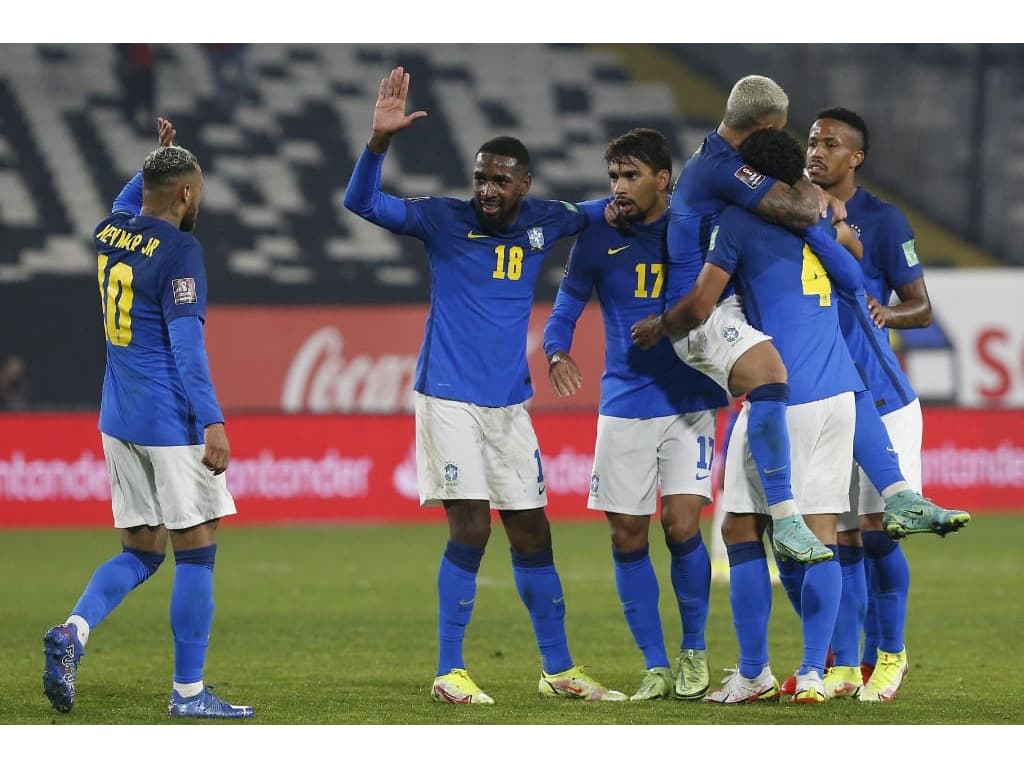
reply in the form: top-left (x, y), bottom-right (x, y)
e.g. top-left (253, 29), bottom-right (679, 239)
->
top-left (706, 209), bottom-right (863, 406)
top-left (95, 212), bottom-right (214, 445)
top-left (666, 131), bottom-right (776, 303)
top-left (545, 214), bottom-right (727, 418)
top-left (837, 289), bottom-right (916, 416)
top-left (845, 187), bottom-right (924, 307)
top-left (842, 187), bottom-right (921, 414)
top-left (392, 196), bottom-right (587, 407)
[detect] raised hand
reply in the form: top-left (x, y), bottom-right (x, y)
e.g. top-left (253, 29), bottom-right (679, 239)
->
top-left (368, 66), bottom-right (428, 152)
top-left (157, 116), bottom-right (176, 147)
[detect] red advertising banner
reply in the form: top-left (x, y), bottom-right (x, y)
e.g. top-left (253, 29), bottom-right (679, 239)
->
top-left (204, 304), bottom-right (608, 414)
top-left (1, 408), bottom-right (1021, 528)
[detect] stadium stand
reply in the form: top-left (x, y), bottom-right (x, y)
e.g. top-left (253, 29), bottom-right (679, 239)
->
top-left (0, 43), bottom-right (1013, 408)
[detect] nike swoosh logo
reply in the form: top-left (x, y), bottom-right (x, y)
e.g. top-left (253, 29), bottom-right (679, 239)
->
top-left (538, 484), bottom-right (546, 495)
top-left (467, 231), bottom-right (490, 240)
top-left (764, 466), bottom-right (787, 474)
top-left (607, 245), bottom-right (631, 255)
top-left (458, 599), bottom-right (475, 606)
top-left (695, 472), bottom-right (710, 481)
top-left (552, 596), bottom-right (564, 605)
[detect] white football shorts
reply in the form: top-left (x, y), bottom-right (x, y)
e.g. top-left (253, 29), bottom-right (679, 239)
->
top-left (723, 391), bottom-right (855, 516)
top-left (670, 294), bottom-right (772, 394)
top-left (839, 397), bottom-right (923, 532)
top-left (101, 433), bottom-right (238, 530)
top-left (415, 392), bottom-right (547, 509)
top-left (588, 410), bottom-right (716, 516)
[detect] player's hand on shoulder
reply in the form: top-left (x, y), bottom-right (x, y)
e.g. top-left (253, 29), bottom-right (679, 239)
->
top-left (631, 314), bottom-right (664, 350)
top-left (548, 351), bottom-right (582, 398)
top-left (202, 422), bottom-right (230, 475)
top-left (157, 116), bottom-right (176, 147)
top-left (809, 183), bottom-right (847, 223)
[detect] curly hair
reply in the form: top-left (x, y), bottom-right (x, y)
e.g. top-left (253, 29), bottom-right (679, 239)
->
top-left (604, 128), bottom-right (672, 175)
top-left (738, 128), bottom-right (805, 185)
top-left (142, 145), bottom-right (201, 186)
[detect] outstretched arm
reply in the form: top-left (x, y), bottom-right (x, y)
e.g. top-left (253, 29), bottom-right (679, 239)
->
top-left (344, 67), bottom-right (428, 229)
top-left (112, 116), bottom-right (177, 215)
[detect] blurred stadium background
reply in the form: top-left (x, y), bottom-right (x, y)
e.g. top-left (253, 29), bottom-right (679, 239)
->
top-left (1, 43), bottom-right (1022, 526)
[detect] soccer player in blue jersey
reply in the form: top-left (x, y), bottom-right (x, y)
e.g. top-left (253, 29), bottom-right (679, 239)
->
top-left (630, 75), bottom-right (841, 566)
top-left (42, 118), bottom-right (252, 719)
top-left (640, 128), bottom-right (867, 704)
top-left (543, 129), bottom-right (728, 701)
top-left (344, 66), bottom-right (624, 704)
top-left (806, 107), bottom-right (970, 702)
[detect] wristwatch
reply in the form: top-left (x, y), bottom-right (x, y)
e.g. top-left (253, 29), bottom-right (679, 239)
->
top-left (549, 352), bottom-right (566, 367)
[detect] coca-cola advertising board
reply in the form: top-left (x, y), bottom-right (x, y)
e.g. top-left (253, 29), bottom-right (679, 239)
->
top-left (204, 304), bottom-right (607, 414)
top-left (204, 270), bottom-right (1024, 413)
top-left (0, 408), bottom-right (1021, 528)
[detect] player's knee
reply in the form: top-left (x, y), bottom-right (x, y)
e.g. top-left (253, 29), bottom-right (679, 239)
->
top-left (721, 513), bottom-right (759, 546)
top-left (661, 512), bottom-right (700, 544)
top-left (610, 518), bottom-right (649, 552)
top-left (124, 546), bottom-right (165, 578)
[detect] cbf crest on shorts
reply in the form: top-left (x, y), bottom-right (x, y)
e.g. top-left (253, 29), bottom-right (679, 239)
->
top-left (443, 461), bottom-right (459, 490)
top-left (722, 326), bottom-right (740, 344)
top-left (528, 227), bottom-right (545, 250)
top-left (590, 472), bottom-right (600, 495)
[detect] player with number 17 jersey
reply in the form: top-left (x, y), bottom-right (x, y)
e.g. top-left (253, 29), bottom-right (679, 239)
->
top-left (548, 212), bottom-right (726, 418)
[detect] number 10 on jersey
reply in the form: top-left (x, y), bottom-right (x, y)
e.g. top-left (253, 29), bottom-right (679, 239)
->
top-left (97, 254), bottom-right (135, 346)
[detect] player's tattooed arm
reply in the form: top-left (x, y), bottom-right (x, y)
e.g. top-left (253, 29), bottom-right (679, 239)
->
top-left (754, 176), bottom-right (820, 228)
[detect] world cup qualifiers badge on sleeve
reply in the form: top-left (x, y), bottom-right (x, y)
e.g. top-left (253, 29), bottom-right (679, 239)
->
top-left (528, 227), bottom-right (545, 250)
top-left (172, 277), bottom-right (198, 305)
top-left (734, 165), bottom-right (765, 190)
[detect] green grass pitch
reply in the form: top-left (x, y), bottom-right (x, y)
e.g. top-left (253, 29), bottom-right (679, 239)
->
top-left (3, 515), bottom-right (1021, 729)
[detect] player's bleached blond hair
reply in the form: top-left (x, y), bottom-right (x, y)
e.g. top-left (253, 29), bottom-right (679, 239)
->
top-left (722, 75), bottom-right (789, 132)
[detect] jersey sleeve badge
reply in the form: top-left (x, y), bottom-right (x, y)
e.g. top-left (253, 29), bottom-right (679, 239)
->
top-left (734, 165), bottom-right (766, 189)
top-left (172, 277), bottom-right (198, 304)
top-left (528, 226), bottom-right (545, 250)
top-left (901, 239), bottom-right (919, 267)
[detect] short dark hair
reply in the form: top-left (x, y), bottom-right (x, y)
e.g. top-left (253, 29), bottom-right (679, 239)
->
top-left (738, 128), bottom-right (805, 186)
top-left (476, 136), bottom-right (530, 169)
top-left (816, 106), bottom-right (870, 165)
top-left (604, 128), bottom-right (672, 175)
top-left (142, 145), bottom-right (201, 186)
